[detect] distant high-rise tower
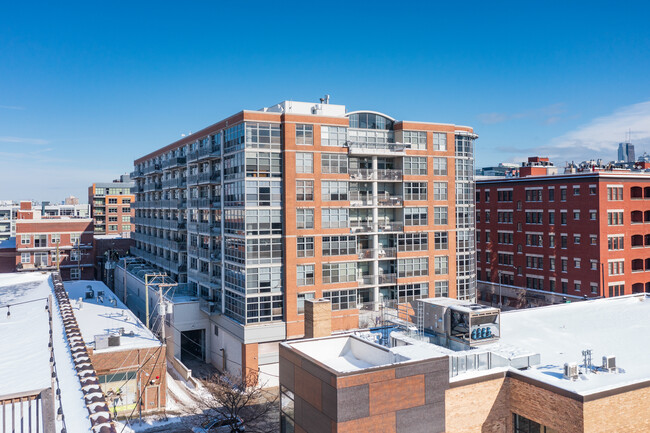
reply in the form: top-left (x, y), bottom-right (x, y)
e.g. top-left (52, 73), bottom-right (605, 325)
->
top-left (618, 142), bottom-right (635, 163)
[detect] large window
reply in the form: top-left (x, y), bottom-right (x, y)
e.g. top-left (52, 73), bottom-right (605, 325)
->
top-left (607, 186), bottom-right (623, 201)
top-left (405, 207), bottom-right (428, 226)
top-left (321, 126), bottom-right (347, 147)
top-left (403, 157), bottom-right (427, 175)
top-left (245, 122), bottom-right (282, 149)
top-left (434, 256), bottom-right (449, 275)
top-left (246, 180), bottom-right (282, 206)
top-left (403, 131), bottom-right (427, 150)
top-left (297, 265), bottom-right (315, 286)
top-left (434, 281), bottom-right (449, 297)
top-left (321, 181), bottom-right (348, 200)
top-left (433, 182), bottom-right (448, 200)
top-left (246, 209), bottom-right (282, 236)
top-left (297, 237), bottom-right (314, 258)
top-left (398, 257), bottom-right (428, 277)
top-left (296, 209), bottom-right (314, 229)
top-left (433, 206), bottom-right (448, 225)
top-left (404, 182), bottom-right (427, 201)
top-left (323, 289), bottom-right (357, 310)
top-left (322, 262), bottom-right (356, 284)
top-left (246, 152), bottom-right (282, 177)
top-left (432, 133), bottom-right (447, 151)
top-left (433, 158), bottom-right (447, 176)
top-left (398, 232), bottom-right (428, 252)
top-left (322, 236), bottom-right (356, 256)
top-left (322, 208), bottom-right (348, 229)
top-left (321, 153), bottom-right (348, 174)
top-left (434, 231), bottom-right (448, 250)
top-left (607, 211), bottom-right (624, 225)
top-left (296, 180), bottom-right (314, 201)
top-left (295, 152), bottom-right (313, 174)
top-left (246, 295), bottom-right (283, 323)
top-left (246, 267), bottom-right (282, 294)
top-left (395, 283), bottom-right (429, 302)
top-left (296, 124), bottom-right (313, 145)
top-left (246, 238), bottom-right (282, 265)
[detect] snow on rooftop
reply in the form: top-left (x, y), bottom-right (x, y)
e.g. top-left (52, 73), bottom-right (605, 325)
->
top-left (498, 294), bottom-right (650, 395)
top-left (64, 280), bottom-right (161, 352)
top-left (0, 272), bottom-right (92, 431)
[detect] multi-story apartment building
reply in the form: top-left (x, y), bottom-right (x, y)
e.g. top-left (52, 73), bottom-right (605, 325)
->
top-left (0, 202), bottom-right (18, 241)
top-left (130, 99), bottom-right (477, 377)
top-left (88, 175), bottom-right (135, 236)
top-left (477, 158), bottom-right (650, 298)
top-left (14, 201), bottom-right (94, 280)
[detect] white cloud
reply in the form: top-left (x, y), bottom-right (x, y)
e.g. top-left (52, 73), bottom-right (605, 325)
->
top-left (549, 101), bottom-right (650, 154)
top-left (0, 136), bottom-right (49, 145)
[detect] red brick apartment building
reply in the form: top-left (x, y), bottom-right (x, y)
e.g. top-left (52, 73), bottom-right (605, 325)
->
top-left (88, 175), bottom-right (135, 236)
top-left (476, 158), bottom-right (650, 298)
top-left (14, 201), bottom-right (94, 280)
top-left (128, 99), bottom-right (477, 381)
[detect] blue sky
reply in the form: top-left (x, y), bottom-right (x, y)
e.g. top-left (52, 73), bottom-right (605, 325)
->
top-left (1, 1), bottom-right (650, 201)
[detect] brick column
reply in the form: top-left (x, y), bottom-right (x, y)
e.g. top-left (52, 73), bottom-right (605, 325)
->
top-left (304, 298), bottom-right (332, 339)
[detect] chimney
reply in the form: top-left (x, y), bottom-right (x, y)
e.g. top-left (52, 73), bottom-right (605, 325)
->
top-left (304, 298), bottom-right (332, 339)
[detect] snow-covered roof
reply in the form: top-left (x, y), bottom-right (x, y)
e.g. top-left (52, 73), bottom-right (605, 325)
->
top-left (498, 294), bottom-right (650, 395)
top-left (64, 280), bottom-right (161, 352)
top-left (0, 272), bottom-right (92, 431)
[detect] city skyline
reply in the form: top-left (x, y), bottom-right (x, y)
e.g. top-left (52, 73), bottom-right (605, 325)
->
top-left (2, 1), bottom-right (650, 201)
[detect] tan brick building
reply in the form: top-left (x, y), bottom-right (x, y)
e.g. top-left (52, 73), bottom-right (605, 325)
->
top-left (280, 295), bottom-right (650, 432)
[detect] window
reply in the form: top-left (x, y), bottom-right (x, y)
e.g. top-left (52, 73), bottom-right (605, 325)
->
top-left (297, 292), bottom-right (315, 314)
top-left (21, 253), bottom-right (30, 264)
top-left (398, 257), bottom-right (428, 277)
top-left (485, 211), bottom-right (490, 223)
top-left (607, 211), bottom-right (624, 225)
top-left (403, 157), bottom-right (427, 175)
top-left (246, 238), bottom-right (282, 265)
top-left (574, 281), bottom-right (581, 291)
top-left (245, 122), bottom-right (282, 149)
top-left (549, 234), bottom-right (555, 248)
top-left (497, 211), bottom-right (513, 224)
top-left (497, 190), bottom-right (513, 202)
top-left (20, 235), bottom-right (30, 245)
top-left (573, 186), bottom-right (580, 196)
top-left (560, 187), bottom-right (567, 201)
top-left (404, 182), bottom-right (427, 201)
top-left (246, 180), bottom-right (282, 206)
top-left (590, 210), bottom-right (597, 220)
top-left (296, 209), bottom-right (314, 229)
top-left (434, 256), bottom-right (449, 275)
top-left (109, 216), bottom-right (118, 222)
top-left (434, 281), bottom-right (449, 297)
top-left (432, 133), bottom-right (447, 151)
top-left (70, 249), bottom-right (80, 261)
top-left (321, 153), bottom-right (348, 174)
top-left (108, 207), bottom-right (118, 214)
top-left (323, 289), bottom-right (357, 310)
top-left (590, 235), bottom-right (597, 245)
top-left (561, 258), bottom-right (568, 272)
top-left (549, 211), bottom-right (555, 225)
top-left (609, 284), bottom-right (624, 297)
top-left (50, 234), bottom-right (60, 244)
top-left (608, 260), bottom-right (624, 276)
top-left (525, 211), bottom-right (543, 224)
top-left (322, 236), bottom-right (356, 256)
top-left (108, 225), bottom-right (118, 231)
top-left (574, 258), bottom-right (581, 269)
top-left (122, 216), bottom-right (131, 222)
top-left (296, 124), bottom-right (313, 145)
top-left (297, 265), bottom-right (314, 286)
top-left (526, 255), bottom-right (543, 270)
top-left (108, 198), bottom-right (118, 204)
top-left (296, 152), bottom-right (313, 173)
top-left (497, 232), bottom-right (514, 245)
top-left (405, 207), bottom-right (428, 226)
top-left (322, 208), bottom-right (348, 229)
top-left (321, 126), bottom-right (347, 147)
top-left (396, 283), bottom-right (429, 302)
top-left (549, 257), bottom-right (555, 271)
top-left (608, 235), bottom-right (624, 250)
top-left (70, 234), bottom-right (81, 245)
top-left (322, 263), bottom-right (356, 284)
top-left (433, 206), bottom-right (448, 225)
top-left (560, 211), bottom-right (567, 225)
top-left (122, 198), bottom-right (131, 204)
top-left (607, 186), bottom-right (623, 201)
top-left (69, 268), bottom-right (80, 280)
top-left (434, 231), bottom-right (448, 250)
top-left (403, 131), bottom-right (427, 150)
top-left (246, 267), bottom-right (282, 294)
top-left (573, 210), bottom-right (580, 220)
top-left (296, 180), bottom-right (314, 201)
top-left (122, 207), bottom-right (131, 213)
top-left (297, 237), bottom-right (314, 258)
top-left (525, 189), bottom-right (542, 202)
top-left (548, 188), bottom-right (555, 201)
top-left (561, 235), bottom-right (568, 248)
top-left (433, 182), bottom-right (448, 200)
top-left (574, 234), bottom-right (581, 245)
top-left (433, 158), bottom-right (447, 175)
top-left (321, 181), bottom-right (348, 201)
top-left (398, 233), bottom-right (428, 252)
top-left (591, 283), bottom-right (598, 294)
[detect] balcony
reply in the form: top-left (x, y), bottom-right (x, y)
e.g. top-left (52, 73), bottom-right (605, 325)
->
top-left (349, 169), bottom-right (376, 181)
top-left (143, 182), bottom-right (162, 192)
top-left (198, 145), bottom-right (221, 160)
top-left (378, 221), bottom-right (403, 232)
top-left (189, 198), bottom-right (211, 208)
top-left (378, 273), bottom-right (397, 285)
top-left (357, 275), bottom-right (376, 286)
top-left (350, 223), bottom-right (374, 233)
top-left (130, 170), bottom-right (144, 179)
top-left (187, 174), bottom-right (199, 185)
top-left (347, 141), bottom-right (408, 156)
top-left (378, 247), bottom-right (397, 259)
top-left (199, 298), bottom-right (221, 315)
top-left (187, 150), bottom-right (199, 162)
top-left (162, 156), bottom-right (187, 170)
top-left (162, 178), bottom-right (187, 189)
top-left (358, 248), bottom-right (374, 260)
top-left (377, 194), bottom-right (403, 207)
top-left (349, 192), bottom-right (374, 207)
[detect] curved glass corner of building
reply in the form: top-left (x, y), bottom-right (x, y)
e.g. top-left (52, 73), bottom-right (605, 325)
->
top-left (455, 133), bottom-right (477, 301)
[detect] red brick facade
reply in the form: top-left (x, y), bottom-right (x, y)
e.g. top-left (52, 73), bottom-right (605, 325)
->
top-left (476, 172), bottom-right (650, 297)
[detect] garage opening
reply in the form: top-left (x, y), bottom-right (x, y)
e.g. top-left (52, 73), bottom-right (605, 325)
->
top-left (180, 329), bottom-right (205, 363)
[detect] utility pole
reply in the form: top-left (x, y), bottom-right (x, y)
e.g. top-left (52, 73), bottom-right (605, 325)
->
top-left (144, 273), bottom-right (166, 330)
top-left (55, 241), bottom-right (60, 274)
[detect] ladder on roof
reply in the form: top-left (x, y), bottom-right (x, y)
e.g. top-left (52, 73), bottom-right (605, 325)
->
top-left (416, 300), bottom-right (425, 337)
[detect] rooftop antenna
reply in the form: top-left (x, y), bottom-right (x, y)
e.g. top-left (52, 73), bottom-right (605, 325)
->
top-left (582, 349), bottom-right (593, 374)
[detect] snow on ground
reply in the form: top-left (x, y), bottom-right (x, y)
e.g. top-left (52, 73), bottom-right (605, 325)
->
top-left (499, 294), bottom-right (650, 395)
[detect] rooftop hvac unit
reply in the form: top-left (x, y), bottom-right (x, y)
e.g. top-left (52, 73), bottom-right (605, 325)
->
top-left (602, 355), bottom-right (616, 372)
top-left (108, 335), bottom-right (121, 347)
top-left (564, 362), bottom-right (579, 380)
top-left (95, 334), bottom-right (109, 350)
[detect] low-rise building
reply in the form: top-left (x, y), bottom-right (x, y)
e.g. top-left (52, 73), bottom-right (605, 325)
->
top-left (280, 295), bottom-right (650, 432)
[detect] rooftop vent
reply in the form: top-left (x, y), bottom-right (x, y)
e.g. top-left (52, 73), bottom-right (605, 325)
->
top-left (602, 355), bottom-right (616, 372)
top-left (564, 362), bottom-right (579, 380)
